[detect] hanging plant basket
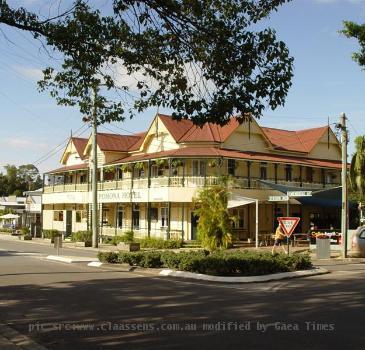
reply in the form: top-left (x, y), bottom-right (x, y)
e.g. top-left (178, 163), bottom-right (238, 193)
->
top-left (171, 159), bottom-right (183, 168)
top-left (104, 166), bottom-right (115, 174)
top-left (120, 164), bottom-right (132, 172)
top-left (134, 162), bottom-right (144, 170)
top-left (154, 159), bottom-right (166, 168)
top-left (208, 159), bottom-right (218, 168)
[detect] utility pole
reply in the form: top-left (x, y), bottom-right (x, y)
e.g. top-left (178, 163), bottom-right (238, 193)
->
top-left (340, 113), bottom-right (348, 258)
top-left (91, 87), bottom-right (99, 248)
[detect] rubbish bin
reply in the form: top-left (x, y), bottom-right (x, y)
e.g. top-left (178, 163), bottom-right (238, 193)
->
top-left (316, 236), bottom-right (331, 259)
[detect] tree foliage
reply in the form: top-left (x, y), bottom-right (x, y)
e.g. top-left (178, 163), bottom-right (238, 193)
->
top-left (0, 0), bottom-right (294, 125)
top-left (193, 184), bottom-right (235, 251)
top-left (341, 21), bottom-right (365, 68)
top-left (0, 164), bottom-right (42, 196)
top-left (349, 136), bottom-right (365, 201)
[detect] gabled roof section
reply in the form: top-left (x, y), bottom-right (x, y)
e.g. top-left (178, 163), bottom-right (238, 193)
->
top-left (158, 113), bottom-right (240, 143)
top-left (158, 114), bottom-right (194, 141)
top-left (60, 137), bottom-right (88, 164)
top-left (72, 137), bottom-right (88, 158)
top-left (261, 125), bottom-right (330, 153)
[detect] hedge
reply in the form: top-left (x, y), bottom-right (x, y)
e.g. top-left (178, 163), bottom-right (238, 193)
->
top-left (97, 250), bottom-right (312, 276)
top-left (71, 231), bottom-right (92, 242)
top-left (42, 229), bottom-right (60, 239)
top-left (0, 228), bottom-right (13, 234)
top-left (136, 237), bottom-right (183, 249)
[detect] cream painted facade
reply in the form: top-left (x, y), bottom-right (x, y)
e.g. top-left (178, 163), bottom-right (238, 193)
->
top-left (42, 114), bottom-right (342, 241)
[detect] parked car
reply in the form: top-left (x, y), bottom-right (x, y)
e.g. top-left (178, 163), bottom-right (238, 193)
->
top-left (349, 226), bottom-right (365, 258)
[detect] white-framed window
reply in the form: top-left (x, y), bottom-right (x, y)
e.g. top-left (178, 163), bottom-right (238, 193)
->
top-left (192, 160), bottom-right (206, 176)
top-left (75, 210), bottom-right (87, 223)
top-left (227, 159), bottom-right (236, 176)
top-left (232, 209), bottom-right (244, 229)
top-left (132, 203), bottom-right (140, 229)
top-left (161, 207), bottom-right (169, 227)
top-left (53, 211), bottom-right (64, 221)
top-left (260, 162), bottom-right (267, 180)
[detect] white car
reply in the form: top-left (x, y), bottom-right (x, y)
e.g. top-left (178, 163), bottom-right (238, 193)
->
top-left (349, 226), bottom-right (365, 258)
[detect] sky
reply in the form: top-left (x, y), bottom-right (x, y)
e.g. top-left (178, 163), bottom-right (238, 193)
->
top-left (1, 0), bottom-right (365, 174)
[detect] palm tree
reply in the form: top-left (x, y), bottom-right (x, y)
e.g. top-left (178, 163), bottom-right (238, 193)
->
top-left (193, 184), bottom-right (235, 251)
top-left (350, 136), bottom-right (365, 224)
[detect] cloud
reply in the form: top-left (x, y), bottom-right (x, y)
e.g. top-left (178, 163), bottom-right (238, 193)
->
top-left (1, 138), bottom-right (48, 151)
top-left (13, 65), bottom-right (43, 81)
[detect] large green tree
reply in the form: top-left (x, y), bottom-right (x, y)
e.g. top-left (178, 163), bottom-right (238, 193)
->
top-left (0, 0), bottom-right (293, 125)
top-left (342, 21), bottom-right (365, 68)
top-left (0, 164), bottom-right (42, 196)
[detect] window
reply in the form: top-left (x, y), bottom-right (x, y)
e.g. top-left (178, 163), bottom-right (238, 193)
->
top-left (192, 160), bottom-right (206, 177)
top-left (132, 204), bottom-right (140, 229)
top-left (161, 207), bottom-right (169, 227)
top-left (260, 163), bottom-right (267, 180)
top-left (150, 207), bottom-right (158, 221)
top-left (75, 210), bottom-right (87, 223)
top-left (285, 165), bottom-right (292, 182)
top-left (117, 206), bottom-right (124, 229)
top-left (80, 174), bottom-right (87, 183)
top-left (117, 168), bottom-right (123, 180)
top-left (306, 167), bottom-right (313, 182)
top-left (151, 164), bottom-right (162, 177)
top-left (228, 159), bottom-right (236, 176)
top-left (232, 209), bottom-right (244, 229)
top-left (53, 211), bottom-right (64, 221)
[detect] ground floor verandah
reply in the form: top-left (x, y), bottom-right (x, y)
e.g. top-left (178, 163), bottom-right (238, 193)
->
top-left (42, 200), bottom-right (341, 242)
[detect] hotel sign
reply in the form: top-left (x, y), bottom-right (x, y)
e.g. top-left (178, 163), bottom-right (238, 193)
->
top-left (98, 190), bottom-right (146, 203)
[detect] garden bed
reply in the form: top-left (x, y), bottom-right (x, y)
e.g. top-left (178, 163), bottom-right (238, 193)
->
top-left (97, 250), bottom-right (312, 276)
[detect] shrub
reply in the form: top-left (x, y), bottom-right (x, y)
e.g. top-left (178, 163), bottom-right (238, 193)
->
top-left (0, 228), bottom-right (13, 234)
top-left (20, 227), bottom-right (30, 235)
top-left (71, 230), bottom-right (92, 242)
top-left (123, 231), bottom-right (134, 243)
top-left (98, 249), bottom-right (312, 276)
top-left (138, 237), bottom-right (183, 249)
top-left (23, 234), bottom-right (32, 240)
top-left (43, 229), bottom-right (60, 239)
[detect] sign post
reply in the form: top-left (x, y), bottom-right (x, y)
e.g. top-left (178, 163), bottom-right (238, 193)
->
top-left (277, 217), bottom-right (301, 255)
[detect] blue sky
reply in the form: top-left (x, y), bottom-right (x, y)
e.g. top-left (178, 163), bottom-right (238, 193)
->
top-left (0, 0), bottom-right (365, 173)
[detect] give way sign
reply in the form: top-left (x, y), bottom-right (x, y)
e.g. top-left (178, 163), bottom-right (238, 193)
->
top-left (277, 217), bottom-right (301, 237)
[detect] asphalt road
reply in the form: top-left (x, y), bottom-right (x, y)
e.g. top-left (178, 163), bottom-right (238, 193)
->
top-left (0, 240), bottom-right (365, 350)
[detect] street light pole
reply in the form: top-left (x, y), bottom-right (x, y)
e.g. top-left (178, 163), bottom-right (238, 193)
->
top-left (91, 86), bottom-right (99, 248)
top-left (340, 113), bottom-right (348, 258)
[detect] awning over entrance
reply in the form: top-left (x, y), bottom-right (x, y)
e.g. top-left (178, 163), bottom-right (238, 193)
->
top-left (259, 180), bottom-right (342, 208)
top-left (227, 193), bottom-right (260, 249)
top-left (227, 193), bottom-right (256, 209)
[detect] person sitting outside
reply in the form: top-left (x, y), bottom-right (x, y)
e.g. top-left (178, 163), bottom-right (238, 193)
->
top-left (272, 224), bottom-right (287, 255)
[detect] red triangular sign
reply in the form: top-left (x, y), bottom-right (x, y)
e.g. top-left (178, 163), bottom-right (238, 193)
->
top-left (277, 217), bottom-right (301, 237)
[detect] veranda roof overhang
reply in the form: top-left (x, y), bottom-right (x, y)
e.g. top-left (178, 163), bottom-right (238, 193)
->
top-left (259, 180), bottom-right (343, 208)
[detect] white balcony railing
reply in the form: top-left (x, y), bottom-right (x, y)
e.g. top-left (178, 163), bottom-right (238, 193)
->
top-left (43, 176), bottom-right (340, 193)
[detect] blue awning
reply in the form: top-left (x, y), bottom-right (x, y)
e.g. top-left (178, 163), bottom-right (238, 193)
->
top-left (259, 180), bottom-right (343, 208)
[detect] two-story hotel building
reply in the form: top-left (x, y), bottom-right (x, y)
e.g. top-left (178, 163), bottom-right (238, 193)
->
top-left (42, 113), bottom-right (343, 241)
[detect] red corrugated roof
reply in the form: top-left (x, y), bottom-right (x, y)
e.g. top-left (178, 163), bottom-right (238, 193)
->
top-left (158, 113), bottom-right (240, 143)
top-left (72, 137), bottom-right (88, 159)
top-left (96, 133), bottom-right (142, 152)
top-left (106, 147), bottom-right (342, 170)
top-left (261, 126), bottom-right (329, 153)
top-left (47, 163), bottom-right (88, 174)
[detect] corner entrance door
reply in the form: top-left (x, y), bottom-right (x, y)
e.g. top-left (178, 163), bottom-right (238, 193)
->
top-left (191, 213), bottom-right (199, 240)
top-left (66, 210), bottom-right (72, 237)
